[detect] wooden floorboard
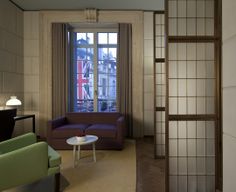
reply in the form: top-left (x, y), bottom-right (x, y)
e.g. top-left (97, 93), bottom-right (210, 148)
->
top-left (136, 137), bottom-right (165, 192)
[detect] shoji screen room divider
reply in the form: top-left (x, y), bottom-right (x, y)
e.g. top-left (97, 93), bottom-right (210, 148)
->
top-left (154, 12), bottom-right (166, 158)
top-left (166, 0), bottom-right (221, 192)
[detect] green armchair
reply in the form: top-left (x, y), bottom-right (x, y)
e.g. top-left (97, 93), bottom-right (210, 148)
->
top-left (0, 133), bottom-right (61, 191)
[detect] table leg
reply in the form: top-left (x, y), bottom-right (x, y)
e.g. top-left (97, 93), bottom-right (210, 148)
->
top-left (93, 143), bottom-right (96, 162)
top-left (73, 145), bottom-right (76, 168)
top-left (78, 145), bottom-right (81, 161)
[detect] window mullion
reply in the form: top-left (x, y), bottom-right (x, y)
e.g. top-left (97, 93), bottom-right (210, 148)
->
top-left (94, 32), bottom-right (98, 112)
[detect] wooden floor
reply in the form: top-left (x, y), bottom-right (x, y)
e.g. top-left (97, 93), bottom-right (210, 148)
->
top-left (136, 137), bottom-right (165, 192)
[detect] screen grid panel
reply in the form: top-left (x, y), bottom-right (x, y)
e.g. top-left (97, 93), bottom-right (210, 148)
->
top-left (166, 0), bottom-right (218, 191)
top-left (155, 13), bottom-right (166, 158)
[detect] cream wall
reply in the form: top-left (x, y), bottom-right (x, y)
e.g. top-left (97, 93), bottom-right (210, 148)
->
top-left (222, 0), bottom-right (236, 191)
top-left (23, 12), bottom-right (40, 134)
top-left (0, 0), bottom-right (24, 135)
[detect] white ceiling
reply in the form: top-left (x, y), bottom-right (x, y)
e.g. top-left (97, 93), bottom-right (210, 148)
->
top-left (10, 0), bottom-right (164, 11)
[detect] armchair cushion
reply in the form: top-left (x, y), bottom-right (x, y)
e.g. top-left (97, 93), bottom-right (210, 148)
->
top-left (48, 145), bottom-right (61, 168)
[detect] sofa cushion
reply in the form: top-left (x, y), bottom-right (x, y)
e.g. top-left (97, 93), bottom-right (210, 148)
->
top-left (48, 145), bottom-right (61, 168)
top-left (85, 124), bottom-right (116, 138)
top-left (52, 124), bottom-right (90, 138)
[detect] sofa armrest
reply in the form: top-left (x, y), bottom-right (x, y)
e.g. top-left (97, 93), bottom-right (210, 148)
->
top-left (0, 133), bottom-right (37, 154)
top-left (47, 117), bottom-right (67, 144)
top-left (48, 117), bottom-right (67, 130)
top-left (0, 142), bottom-right (48, 191)
top-left (116, 116), bottom-right (126, 147)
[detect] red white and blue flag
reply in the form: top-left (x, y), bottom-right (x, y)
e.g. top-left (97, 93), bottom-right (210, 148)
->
top-left (77, 60), bottom-right (90, 100)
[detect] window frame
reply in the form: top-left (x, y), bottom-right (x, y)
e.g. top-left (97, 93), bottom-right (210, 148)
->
top-left (70, 27), bottom-right (118, 112)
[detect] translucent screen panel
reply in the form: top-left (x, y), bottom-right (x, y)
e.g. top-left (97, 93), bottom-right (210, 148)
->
top-left (156, 62), bottom-right (166, 108)
top-left (155, 14), bottom-right (165, 58)
top-left (168, 121), bottom-right (215, 192)
top-left (168, 42), bottom-right (216, 115)
top-left (156, 111), bottom-right (166, 156)
top-left (168, 0), bottom-right (215, 36)
top-left (155, 12), bottom-right (166, 158)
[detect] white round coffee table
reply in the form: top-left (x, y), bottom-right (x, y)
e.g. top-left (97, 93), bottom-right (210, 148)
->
top-left (66, 135), bottom-right (98, 167)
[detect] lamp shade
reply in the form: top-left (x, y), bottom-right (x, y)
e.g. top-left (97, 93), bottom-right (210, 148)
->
top-left (6, 96), bottom-right (22, 106)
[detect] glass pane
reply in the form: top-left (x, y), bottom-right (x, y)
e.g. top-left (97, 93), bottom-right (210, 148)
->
top-left (98, 33), bottom-right (107, 44)
top-left (98, 99), bottom-right (108, 112)
top-left (109, 48), bottom-right (117, 59)
top-left (87, 33), bottom-right (94, 44)
top-left (76, 33), bottom-right (86, 42)
top-left (109, 33), bottom-right (117, 44)
top-left (77, 99), bottom-right (94, 112)
top-left (98, 48), bottom-right (108, 60)
top-left (77, 33), bottom-right (93, 44)
top-left (98, 85), bottom-right (108, 98)
top-left (77, 48), bottom-right (86, 60)
top-left (98, 99), bottom-right (116, 112)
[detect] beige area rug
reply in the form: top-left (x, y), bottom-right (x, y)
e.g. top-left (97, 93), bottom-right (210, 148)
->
top-left (4, 140), bottom-right (136, 192)
top-left (59, 139), bottom-right (136, 192)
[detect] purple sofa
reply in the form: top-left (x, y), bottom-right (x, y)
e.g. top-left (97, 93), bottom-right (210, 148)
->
top-left (47, 112), bottom-right (126, 150)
